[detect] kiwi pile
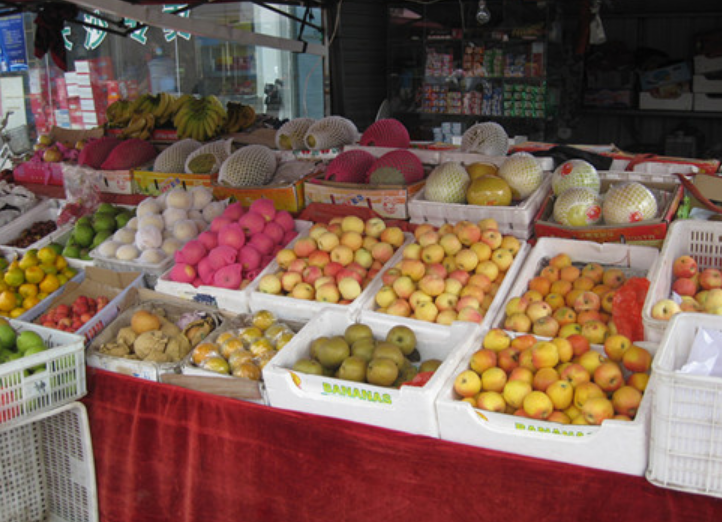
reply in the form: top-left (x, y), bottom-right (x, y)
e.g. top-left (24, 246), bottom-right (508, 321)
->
top-left (292, 323), bottom-right (442, 388)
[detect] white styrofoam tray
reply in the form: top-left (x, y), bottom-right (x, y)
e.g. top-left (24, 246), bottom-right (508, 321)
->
top-left (435, 328), bottom-right (658, 476)
top-left (154, 220), bottom-right (312, 314)
top-left (408, 175), bottom-right (551, 240)
top-left (262, 307), bottom-right (482, 437)
top-left (359, 239), bottom-right (531, 335)
top-left (642, 219), bottom-right (722, 343)
top-left (0, 320), bottom-right (85, 430)
top-left (490, 238), bottom-right (660, 334)
top-left (646, 313), bottom-right (722, 498)
top-left (0, 199), bottom-right (70, 255)
top-left (248, 231), bottom-right (414, 324)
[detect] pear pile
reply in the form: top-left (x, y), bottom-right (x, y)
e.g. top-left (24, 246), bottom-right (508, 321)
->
top-left (292, 323), bottom-right (442, 388)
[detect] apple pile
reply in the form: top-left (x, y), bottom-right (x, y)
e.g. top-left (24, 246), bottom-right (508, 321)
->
top-left (256, 215), bottom-right (405, 303)
top-left (651, 255), bottom-right (722, 319)
top-left (501, 253), bottom-right (632, 345)
top-left (291, 323), bottom-right (442, 388)
top-left (453, 329), bottom-right (653, 425)
top-left (372, 218), bottom-right (521, 325)
top-left (169, 198), bottom-right (298, 289)
top-left (37, 295), bottom-right (110, 332)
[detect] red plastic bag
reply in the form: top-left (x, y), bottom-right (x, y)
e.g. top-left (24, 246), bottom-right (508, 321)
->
top-left (612, 277), bottom-right (650, 342)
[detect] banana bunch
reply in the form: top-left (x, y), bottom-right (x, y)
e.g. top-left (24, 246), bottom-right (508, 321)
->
top-left (129, 92), bottom-right (176, 126)
top-left (173, 95), bottom-right (227, 142)
top-left (120, 112), bottom-right (155, 140)
top-left (223, 102), bottom-right (256, 133)
top-left (106, 99), bottom-right (133, 127)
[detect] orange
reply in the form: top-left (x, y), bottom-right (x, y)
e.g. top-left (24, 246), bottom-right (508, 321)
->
top-left (191, 342), bottom-right (220, 366)
top-left (37, 246), bottom-right (58, 266)
top-left (39, 263), bottom-right (58, 275)
top-left (9, 307), bottom-right (25, 318)
top-left (56, 274), bottom-right (68, 286)
top-left (0, 290), bottom-right (17, 312)
top-left (22, 296), bottom-right (40, 310)
top-left (55, 255), bottom-right (68, 271)
top-left (36, 292), bottom-right (48, 301)
top-left (62, 267), bottom-right (78, 279)
top-left (18, 283), bottom-right (38, 299)
top-left (24, 266), bottom-right (45, 285)
top-left (3, 267), bottom-right (24, 288)
top-left (39, 274), bottom-right (60, 295)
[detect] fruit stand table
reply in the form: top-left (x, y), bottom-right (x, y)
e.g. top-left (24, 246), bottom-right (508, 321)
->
top-left (81, 368), bottom-right (722, 522)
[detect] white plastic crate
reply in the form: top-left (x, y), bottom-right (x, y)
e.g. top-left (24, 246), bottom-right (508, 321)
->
top-left (359, 239), bottom-right (531, 335)
top-left (86, 296), bottom-right (224, 382)
top-left (0, 402), bottom-right (97, 522)
top-left (248, 231), bottom-right (413, 324)
top-left (408, 175), bottom-right (551, 240)
top-left (154, 220), bottom-right (312, 314)
top-left (490, 238), bottom-right (660, 333)
top-left (90, 247), bottom-right (172, 288)
top-left (343, 144), bottom-right (441, 165)
top-left (435, 328), bottom-right (658, 476)
top-left (437, 151), bottom-right (554, 172)
top-left (0, 320), bottom-right (85, 429)
top-left (646, 313), bottom-right (722, 498)
top-left (0, 199), bottom-right (71, 255)
top-left (642, 220), bottom-right (722, 343)
top-left (262, 307), bottom-right (482, 437)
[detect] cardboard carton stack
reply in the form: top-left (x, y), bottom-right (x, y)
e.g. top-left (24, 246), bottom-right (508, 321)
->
top-left (692, 30), bottom-right (722, 112)
top-left (638, 61), bottom-right (692, 111)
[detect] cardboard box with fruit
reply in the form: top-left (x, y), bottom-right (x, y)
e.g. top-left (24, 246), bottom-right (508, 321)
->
top-left (0, 319), bottom-right (85, 428)
top-left (642, 219), bottom-right (722, 343)
top-left (533, 169), bottom-right (683, 248)
top-left (155, 199), bottom-right (309, 314)
top-left (248, 215), bottom-right (412, 323)
top-left (408, 153), bottom-right (554, 239)
top-left (262, 307), bottom-right (481, 437)
top-left (490, 238), bottom-right (659, 345)
top-left (359, 219), bottom-right (529, 333)
top-left (435, 327), bottom-right (657, 476)
top-left (86, 287), bottom-right (225, 382)
top-left (30, 266), bottom-right (144, 345)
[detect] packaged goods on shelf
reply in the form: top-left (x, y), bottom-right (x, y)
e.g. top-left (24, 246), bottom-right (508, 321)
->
top-left (263, 307), bottom-right (482, 437)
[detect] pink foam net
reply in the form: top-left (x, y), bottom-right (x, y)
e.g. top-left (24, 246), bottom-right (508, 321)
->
top-left (365, 149), bottom-right (424, 184)
top-left (360, 119), bottom-right (410, 148)
top-left (324, 149), bottom-right (376, 183)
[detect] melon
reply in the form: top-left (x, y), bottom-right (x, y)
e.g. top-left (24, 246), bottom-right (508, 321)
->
top-left (602, 182), bottom-right (658, 224)
top-left (275, 118), bottom-right (315, 150)
top-left (184, 139), bottom-right (234, 174)
top-left (553, 187), bottom-right (602, 227)
top-left (304, 116), bottom-right (358, 150)
top-left (366, 150), bottom-right (424, 185)
top-left (424, 162), bottom-right (470, 204)
top-left (552, 159), bottom-right (600, 196)
top-left (325, 150), bottom-right (375, 183)
top-left (359, 119), bottom-right (410, 148)
top-left (460, 122), bottom-right (509, 156)
top-left (219, 145), bottom-right (277, 187)
top-left (153, 139), bottom-right (202, 173)
top-left (101, 139), bottom-right (158, 170)
top-left (498, 153), bottom-right (543, 200)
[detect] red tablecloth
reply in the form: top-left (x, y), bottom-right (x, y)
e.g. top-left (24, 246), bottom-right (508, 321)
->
top-left (82, 368), bottom-right (722, 522)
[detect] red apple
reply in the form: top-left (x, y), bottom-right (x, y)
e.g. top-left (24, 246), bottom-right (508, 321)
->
top-left (672, 255), bottom-right (698, 279)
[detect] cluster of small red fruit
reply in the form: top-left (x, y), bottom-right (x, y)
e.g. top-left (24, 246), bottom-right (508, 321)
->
top-left (37, 295), bottom-right (110, 332)
top-left (651, 255), bottom-right (722, 319)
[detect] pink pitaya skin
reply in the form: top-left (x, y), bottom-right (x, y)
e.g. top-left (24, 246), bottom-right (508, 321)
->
top-left (263, 221), bottom-right (285, 244)
top-left (218, 223), bottom-right (246, 250)
top-left (198, 230), bottom-right (218, 251)
top-left (238, 244), bottom-right (262, 271)
top-left (222, 201), bottom-right (245, 220)
top-left (249, 233), bottom-right (275, 255)
top-left (282, 230), bottom-right (298, 245)
top-left (210, 216), bottom-right (234, 233)
top-left (273, 210), bottom-right (295, 232)
top-left (244, 268), bottom-right (262, 281)
top-left (197, 257), bottom-right (215, 285)
top-left (169, 263), bottom-right (196, 284)
top-left (213, 263), bottom-right (243, 289)
top-left (192, 277), bottom-right (203, 288)
top-left (208, 245), bottom-right (238, 270)
top-left (179, 240), bottom-right (207, 266)
top-left (249, 198), bottom-right (276, 222)
top-left (238, 211), bottom-right (265, 235)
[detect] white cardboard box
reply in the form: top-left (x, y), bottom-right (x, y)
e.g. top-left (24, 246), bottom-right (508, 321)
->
top-left (694, 54), bottom-right (722, 75)
top-left (639, 92), bottom-right (693, 111)
top-left (262, 307), bottom-right (481, 437)
top-left (435, 328), bottom-right (658, 476)
top-left (693, 93), bottom-right (722, 112)
top-left (693, 74), bottom-right (722, 93)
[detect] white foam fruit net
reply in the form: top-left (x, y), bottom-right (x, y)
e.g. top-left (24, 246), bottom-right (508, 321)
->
top-left (219, 144), bottom-right (277, 187)
top-left (460, 122), bottom-right (510, 156)
top-left (602, 182), bottom-right (658, 224)
top-left (154, 138), bottom-right (202, 173)
top-left (304, 116), bottom-right (358, 150)
top-left (275, 118), bottom-right (315, 150)
top-left (184, 138), bottom-right (234, 174)
top-left (424, 162), bottom-right (470, 204)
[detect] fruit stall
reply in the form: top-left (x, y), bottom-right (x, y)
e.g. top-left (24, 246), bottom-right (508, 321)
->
top-left (3, 99), bottom-right (722, 522)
